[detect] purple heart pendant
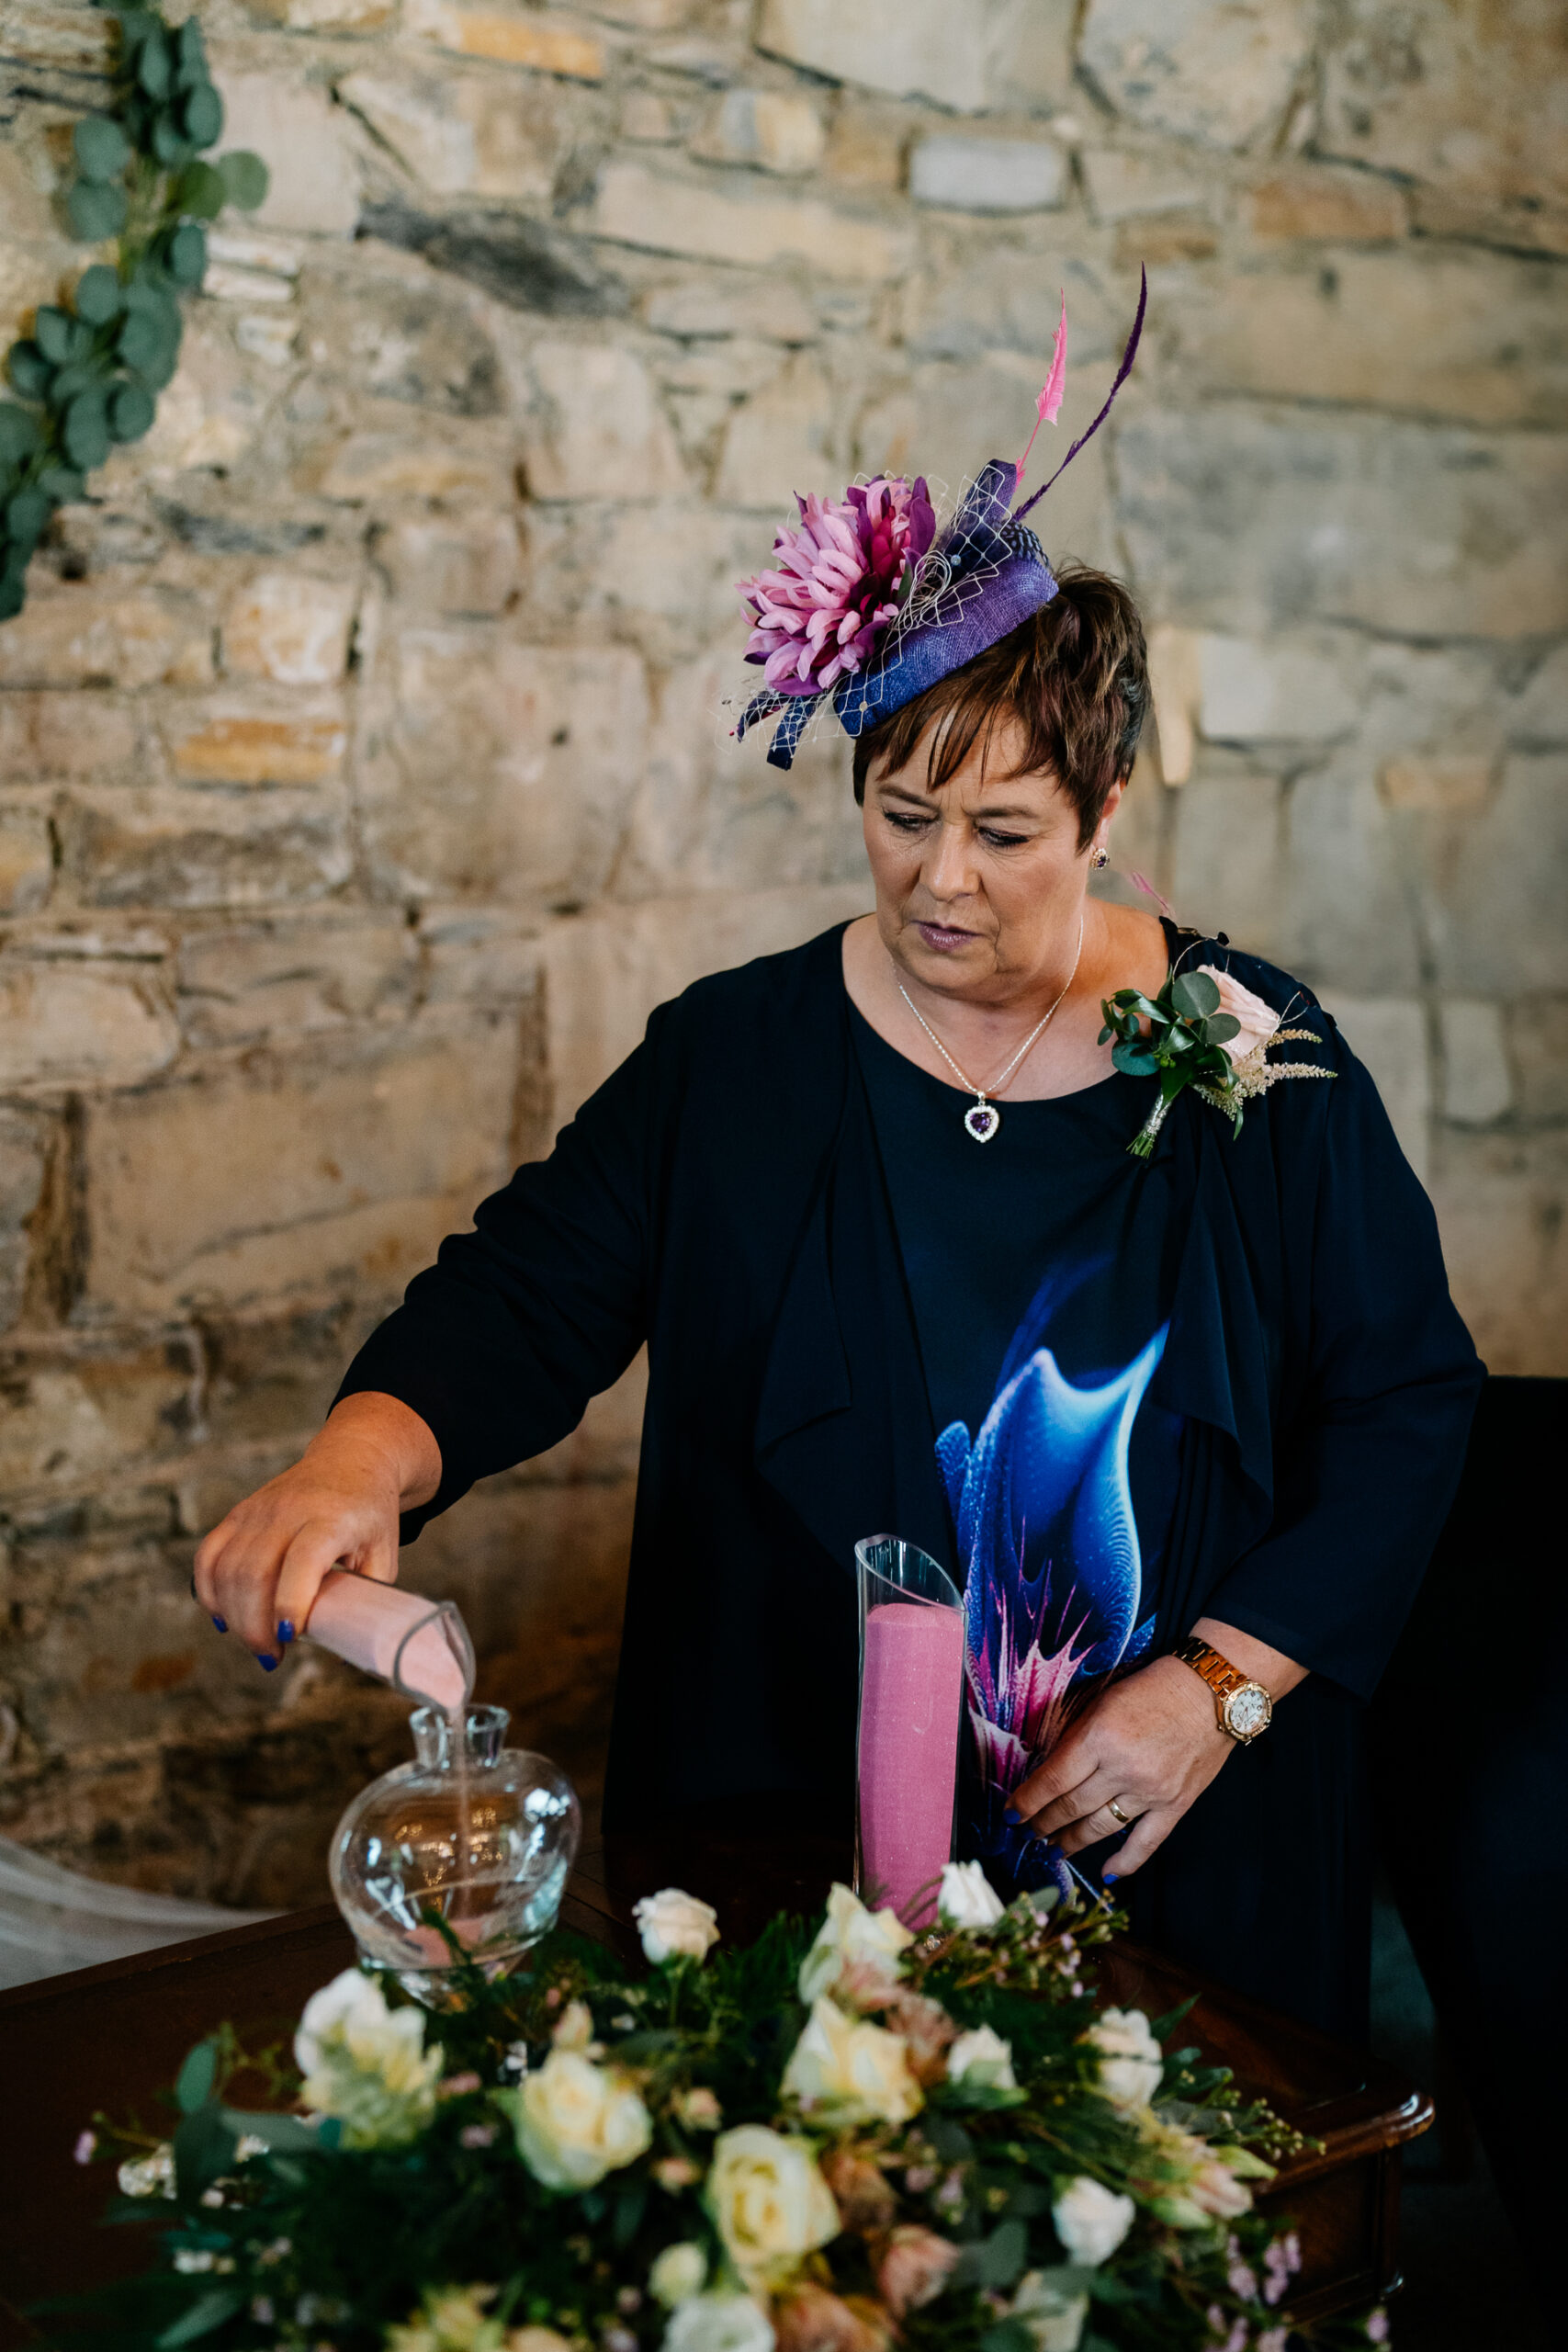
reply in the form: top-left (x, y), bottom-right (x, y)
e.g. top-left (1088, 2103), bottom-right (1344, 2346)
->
top-left (964, 1102), bottom-right (999, 1144)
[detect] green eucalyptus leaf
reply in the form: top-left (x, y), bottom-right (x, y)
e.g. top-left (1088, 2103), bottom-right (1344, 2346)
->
top-left (6, 488), bottom-right (54, 550)
top-left (49, 360), bottom-right (101, 402)
top-left (979, 2326), bottom-right (1035, 2352)
top-left (39, 464), bottom-right (87, 501)
top-left (118, 307), bottom-right (180, 387)
top-left (175, 15), bottom-right (208, 76)
top-left (155, 2287), bottom-right (245, 2349)
top-left (73, 115), bottom-right (132, 182)
top-left (137, 24), bottom-right (172, 96)
top-left (1164, 1027), bottom-right (1193, 1055)
top-left (34, 307), bottom-right (75, 366)
top-left (62, 389), bottom-right (110, 471)
top-left (68, 176), bottom-right (130, 240)
top-left (152, 113), bottom-right (191, 168)
top-left (1111, 1039), bottom-right (1159, 1079)
top-left (181, 82), bottom-right (223, 148)
top-left (1204, 1012), bottom-right (1241, 1046)
top-left (166, 221), bottom-right (207, 287)
top-left (73, 262), bottom-right (124, 325)
top-left (217, 149), bottom-right (268, 209)
top-left (0, 560), bottom-right (26, 621)
top-left (176, 2040), bottom-right (219, 2115)
top-left (175, 159), bottom-right (226, 219)
top-left (0, 403), bottom-right (41, 464)
top-left (108, 379), bottom-right (155, 441)
top-left (217, 2104), bottom-right (318, 2153)
top-left (1171, 970), bottom-right (1221, 1021)
top-left (6, 341), bottom-right (51, 399)
top-left (117, 9), bottom-right (159, 51)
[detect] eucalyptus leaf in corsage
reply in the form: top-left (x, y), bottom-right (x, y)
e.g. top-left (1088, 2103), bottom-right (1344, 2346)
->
top-left (1102, 964), bottom-right (1335, 1160)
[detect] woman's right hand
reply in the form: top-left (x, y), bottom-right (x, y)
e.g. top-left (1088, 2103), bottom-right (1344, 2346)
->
top-left (191, 1393), bottom-right (442, 1667)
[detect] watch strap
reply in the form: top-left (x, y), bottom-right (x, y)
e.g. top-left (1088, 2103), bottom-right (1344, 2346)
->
top-left (1175, 1635), bottom-right (1251, 1704)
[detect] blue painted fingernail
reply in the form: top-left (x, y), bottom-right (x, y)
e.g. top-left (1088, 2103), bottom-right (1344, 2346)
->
top-left (276, 1619), bottom-right (296, 1645)
top-left (1103, 1871), bottom-right (1119, 1884)
top-left (258, 1654), bottom-right (277, 1671)
top-left (211, 1615), bottom-right (227, 1633)
top-left (1003, 1806), bottom-right (1021, 1826)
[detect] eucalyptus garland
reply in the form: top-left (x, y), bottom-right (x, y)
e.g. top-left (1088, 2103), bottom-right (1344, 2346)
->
top-left (0, 0), bottom-right (270, 619)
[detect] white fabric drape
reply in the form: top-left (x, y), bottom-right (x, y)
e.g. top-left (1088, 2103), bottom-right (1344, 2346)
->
top-left (0, 1837), bottom-right (276, 1991)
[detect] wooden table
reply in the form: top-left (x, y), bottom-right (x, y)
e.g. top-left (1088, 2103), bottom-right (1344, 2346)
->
top-left (0, 1804), bottom-right (1430, 2341)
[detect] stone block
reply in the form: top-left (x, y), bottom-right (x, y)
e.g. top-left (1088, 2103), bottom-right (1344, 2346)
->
top-left (0, 582), bottom-right (213, 691)
top-left (823, 101), bottom-right (908, 191)
top-left (712, 353), bottom-right (832, 510)
top-left (641, 275), bottom-right (817, 344)
top-left (1410, 186), bottom-right (1568, 261)
top-left (301, 268), bottom-right (504, 419)
top-left (1439, 1001), bottom-right (1510, 1126)
top-left (82, 1016), bottom-right (525, 1315)
top-left (522, 340), bottom-right (686, 501)
top-left (363, 631), bottom-right (648, 906)
top-left (1176, 252), bottom-right (1568, 430)
top-left (61, 785), bottom-right (353, 912)
top-left (1512, 645), bottom-right (1568, 744)
top-left (176, 910), bottom-right (417, 1048)
top-left (247, 0), bottom-right (394, 28)
top-left (213, 71), bottom-right (360, 235)
top-left (0, 963), bottom-right (179, 1091)
top-left (301, 425), bottom-right (515, 503)
top-left (375, 511), bottom-right (522, 614)
top-left (0, 692), bottom-right (140, 783)
top-left (903, 247), bottom-right (1125, 366)
top-left (0, 807), bottom-right (52, 914)
top-left (0, 1109), bottom-right (48, 1334)
top-left (592, 161), bottom-right (911, 280)
top-left (1115, 216), bottom-right (1217, 266)
top-left (1117, 408), bottom-right (1568, 640)
top-left (1145, 624), bottom-right (1201, 784)
top-left (163, 692), bottom-right (348, 786)
top-left (221, 574), bottom-right (358, 686)
top-left (1417, 755), bottom-right (1568, 998)
top-left (1079, 0), bottom-right (1314, 151)
top-left (1506, 998), bottom-right (1568, 1124)
top-left (0, 1340), bottom-right (198, 1494)
top-left (1247, 169), bottom-right (1405, 243)
top-left (1378, 756), bottom-right (1494, 816)
top-left (590, 0), bottom-right (695, 25)
top-left (1428, 1127), bottom-right (1568, 1376)
top-left (909, 136), bottom-right (1065, 215)
top-left (403, 0), bottom-right (604, 76)
top-left (755, 0), bottom-right (1072, 114)
top-left (692, 88), bottom-right (824, 175)
top-left (1198, 635), bottom-right (1359, 744)
top-left (1080, 149), bottom-right (1205, 224)
top-left (419, 910), bottom-right (543, 1008)
top-left (1168, 770), bottom-right (1283, 955)
top-left (520, 500), bottom-right (759, 663)
top-left (1315, 993), bottom-right (1430, 1184)
top-left (1321, 0), bottom-right (1568, 209)
top-left (197, 1296), bottom-right (387, 1448)
top-left (338, 65), bottom-right (562, 200)
top-left (1273, 765), bottom-right (1422, 995)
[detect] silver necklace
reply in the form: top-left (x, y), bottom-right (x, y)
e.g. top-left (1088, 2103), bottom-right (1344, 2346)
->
top-left (897, 916), bottom-right (1085, 1144)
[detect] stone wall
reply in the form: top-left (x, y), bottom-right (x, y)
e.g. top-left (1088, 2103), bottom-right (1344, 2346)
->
top-left (0, 0), bottom-right (1562, 1902)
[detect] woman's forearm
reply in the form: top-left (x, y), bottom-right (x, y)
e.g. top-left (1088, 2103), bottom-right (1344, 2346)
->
top-left (1190, 1615), bottom-right (1308, 1701)
top-left (309, 1390), bottom-right (445, 1511)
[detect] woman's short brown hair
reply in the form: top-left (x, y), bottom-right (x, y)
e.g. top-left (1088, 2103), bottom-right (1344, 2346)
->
top-left (850, 565), bottom-right (1149, 849)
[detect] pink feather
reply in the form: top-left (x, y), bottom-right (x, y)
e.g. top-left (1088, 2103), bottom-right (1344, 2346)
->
top-left (1015, 289), bottom-right (1066, 483)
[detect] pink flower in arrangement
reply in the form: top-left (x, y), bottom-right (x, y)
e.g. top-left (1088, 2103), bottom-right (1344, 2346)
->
top-left (737, 476), bottom-right (936, 697)
top-left (877, 2225), bottom-right (962, 2317)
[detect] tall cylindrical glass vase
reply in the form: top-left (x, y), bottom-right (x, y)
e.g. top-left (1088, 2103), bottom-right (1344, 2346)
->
top-left (854, 1533), bottom-right (965, 1928)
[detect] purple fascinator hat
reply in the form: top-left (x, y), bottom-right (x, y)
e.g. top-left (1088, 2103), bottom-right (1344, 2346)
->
top-left (735, 270), bottom-right (1146, 773)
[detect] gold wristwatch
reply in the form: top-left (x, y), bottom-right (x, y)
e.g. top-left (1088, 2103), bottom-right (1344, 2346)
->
top-left (1175, 1637), bottom-right (1273, 1744)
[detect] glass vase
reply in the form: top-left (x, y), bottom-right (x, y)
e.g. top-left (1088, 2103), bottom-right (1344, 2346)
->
top-left (854, 1533), bottom-right (965, 1929)
top-left (329, 1702), bottom-right (580, 2006)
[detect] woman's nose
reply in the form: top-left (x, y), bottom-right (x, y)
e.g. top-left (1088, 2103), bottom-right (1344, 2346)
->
top-left (923, 822), bottom-right (977, 902)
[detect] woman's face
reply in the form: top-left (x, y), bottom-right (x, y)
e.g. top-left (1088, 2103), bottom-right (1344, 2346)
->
top-left (862, 714), bottom-right (1122, 1001)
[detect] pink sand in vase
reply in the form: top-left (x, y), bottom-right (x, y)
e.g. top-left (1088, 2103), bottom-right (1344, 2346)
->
top-left (857, 1599), bottom-right (965, 1927)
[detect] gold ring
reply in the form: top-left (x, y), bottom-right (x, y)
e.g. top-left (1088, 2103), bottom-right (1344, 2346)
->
top-left (1107, 1796), bottom-right (1134, 1826)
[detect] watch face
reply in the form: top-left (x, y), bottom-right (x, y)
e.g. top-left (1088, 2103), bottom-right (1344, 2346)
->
top-left (1224, 1684), bottom-right (1271, 1740)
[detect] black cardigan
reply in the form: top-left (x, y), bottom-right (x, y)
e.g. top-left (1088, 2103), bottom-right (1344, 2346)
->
top-left (341, 922), bottom-right (1482, 2036)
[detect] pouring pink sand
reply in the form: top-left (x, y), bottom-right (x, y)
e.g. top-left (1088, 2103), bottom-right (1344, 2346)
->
top-left (303, 1569), bottom-right (472, 1716)
top-left (858, 1599), bottom-right (964, 1927)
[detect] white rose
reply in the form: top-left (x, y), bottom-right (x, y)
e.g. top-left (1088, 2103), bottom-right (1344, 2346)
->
top-left (661, 2295), bottom-right (774, 2352)
top-left (1196, 966), bottom-right (1280, 1069)
top-left (945, 2024), bottom-right (1017, 2094)
top-left (1010, 2267), bottom-right (1089, 2352)
top-left (551, 1998), bottom-right (594, 2051)
top-left (295, 1968), bottom-right (443, 2149)
top-left (938, 1861), bottom-right (1006, 1930)
top-left (508, 2048), bottom-right (652, 2191)
top-left (1084, 2007), bottom-right (1164, 2114)
top-left (117, 2143), bottom-right (175, 2199)
top-left (1052, 2176), bottom-right (1135, 2267)
top-left (705, 2124), bottom-right (839, 2290)
top-left (781, 1996), bottom-right (922, 2127)
top-left (797, 1883), bottom-right (913, 2005)
top-left (649, 2242), bottom-right (708, 2310)
top-left (635, 1888), bottom-right (721, 1966)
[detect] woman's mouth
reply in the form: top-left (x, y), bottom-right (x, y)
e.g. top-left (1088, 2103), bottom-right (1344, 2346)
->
top-left (913, 922), bottom-right (976, 953)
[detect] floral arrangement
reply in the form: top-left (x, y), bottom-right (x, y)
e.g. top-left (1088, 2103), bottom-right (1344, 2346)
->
top-left (737, 476), bottom-right (936, 700)
top-left (1101, 967), bottom-right (1336, 1161)
top-left (71, 1869), bottom-right (1390, 2352)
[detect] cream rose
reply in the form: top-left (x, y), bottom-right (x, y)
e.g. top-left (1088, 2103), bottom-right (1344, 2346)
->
top-left (1195, 966), bottom-right (1280, 1069)
top-left (705, 2124), bottom-right (839, 2290)
top-left (649, 2242), bottom-right (708, 2309)
top-left (295, 1968), bottom-right (444, 2149)
top-left (508, 2047), bottom-right (652, 2191)
top-left (1052, 2176), bottom-right (1135, 2267)
top-left (1010, 2267), bottom-right (1089, 2352)
top-left (1083, 2007), bottom-right (1164, 2114)
top-left (937, 1860), bottom-right (1006, 1929)
top-left (797, 1884), bottom-right (912, 2005)
top-left (661, 2295), bottom-right (774, 2352)
top-left (781, 1996), bottom-right (922, 2127)
top-left (635, 1887), bottom-right (720, 1966)
top-left (945, 2024), bottom-right (1017, 2095)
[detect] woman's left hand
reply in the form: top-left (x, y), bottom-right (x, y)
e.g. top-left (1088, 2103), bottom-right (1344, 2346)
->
top-left (1007, 1655), bottom-right (1235, 1881)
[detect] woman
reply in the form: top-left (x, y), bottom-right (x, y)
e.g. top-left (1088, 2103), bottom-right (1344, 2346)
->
top-left (194, 386), bottom-right (1481, 2040)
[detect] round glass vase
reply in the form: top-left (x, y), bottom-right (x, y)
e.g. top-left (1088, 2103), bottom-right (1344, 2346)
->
top-left (328, 1702), bottom-right (581, 2007)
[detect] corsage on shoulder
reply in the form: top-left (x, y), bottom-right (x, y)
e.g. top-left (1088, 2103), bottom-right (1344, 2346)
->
top-left (1101, 965), bottom-right (1335, 1159)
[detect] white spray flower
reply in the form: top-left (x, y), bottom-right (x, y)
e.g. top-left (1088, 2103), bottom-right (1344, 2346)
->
top-left (635, 1889), bottom-right (721, 1966)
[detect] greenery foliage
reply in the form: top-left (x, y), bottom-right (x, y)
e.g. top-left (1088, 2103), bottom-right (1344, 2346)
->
top-left (0, 0), bottom-right (269, 619)
top-left (1099, 971), bottom-right (1244, 1157)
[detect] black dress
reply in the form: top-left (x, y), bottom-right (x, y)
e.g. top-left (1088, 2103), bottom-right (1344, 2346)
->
top-left (340, 922), bottom-right (1483, 2040)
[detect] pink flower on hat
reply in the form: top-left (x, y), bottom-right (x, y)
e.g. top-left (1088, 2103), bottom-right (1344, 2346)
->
top-left (737, 476), bottom-right (936, 698)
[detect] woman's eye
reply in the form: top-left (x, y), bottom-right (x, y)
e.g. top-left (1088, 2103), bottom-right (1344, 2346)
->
top-left (979, 829), bottom-right (1028, 849)
top-left (885, 811), bottom-right (929, 832)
